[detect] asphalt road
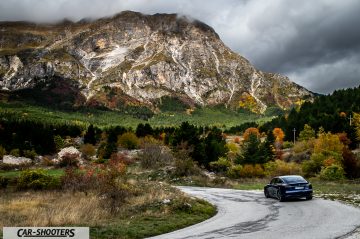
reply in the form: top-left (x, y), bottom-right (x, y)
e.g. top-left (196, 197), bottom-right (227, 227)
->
top-left (149, 187), bottom-right (360, 239)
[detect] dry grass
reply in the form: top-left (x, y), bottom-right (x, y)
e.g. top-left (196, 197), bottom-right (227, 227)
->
top-left (0, 182), bottom-right (182, 228)
top-left (0, 191), bottom-right (109, 227)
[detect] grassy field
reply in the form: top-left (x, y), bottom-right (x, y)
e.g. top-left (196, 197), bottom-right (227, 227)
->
top-left (0, 181), bottom-right (216, 239)
top-left (0, 168), bottom-right (64, 178)
top-left (0, 102), bottom-right (273, 129)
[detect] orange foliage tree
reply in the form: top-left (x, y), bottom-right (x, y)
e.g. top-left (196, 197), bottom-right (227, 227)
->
top-left (273, 128), bottom-right (285, 143)
top-left (273, 128), bottom-right (285, 159)
top-left (243, 127), bottom-right (260, 141)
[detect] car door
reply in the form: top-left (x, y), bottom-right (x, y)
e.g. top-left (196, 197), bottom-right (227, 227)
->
top-left (274, 178), bottom-right (284, 195)
top-left (268, 178), bottom-right (277, 197)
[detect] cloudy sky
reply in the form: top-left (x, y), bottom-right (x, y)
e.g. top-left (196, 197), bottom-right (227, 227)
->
top-left (1, 0), bottom-right (359, 94)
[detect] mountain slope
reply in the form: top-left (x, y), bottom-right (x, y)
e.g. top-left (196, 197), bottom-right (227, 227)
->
top-left (0, 11), bottom-right (313, 113)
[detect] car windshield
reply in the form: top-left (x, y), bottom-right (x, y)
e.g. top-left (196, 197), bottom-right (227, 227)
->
top-left (282, 176), bottom-right (307, 184)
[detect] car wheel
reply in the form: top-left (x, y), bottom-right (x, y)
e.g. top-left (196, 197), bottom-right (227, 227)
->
top-left (277, 190), bottom-right (285, 202)
top-left (264, 189), bottom-right (270, 198)
top-left (306, 195), bottom-right (313, 200)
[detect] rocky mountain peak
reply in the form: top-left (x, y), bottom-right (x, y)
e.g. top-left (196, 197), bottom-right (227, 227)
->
top-left (0, 11), bottom-right (313, 114)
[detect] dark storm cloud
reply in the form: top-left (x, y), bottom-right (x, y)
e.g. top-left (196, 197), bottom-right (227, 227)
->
top-left (0, 0), bottom-right (359, 93)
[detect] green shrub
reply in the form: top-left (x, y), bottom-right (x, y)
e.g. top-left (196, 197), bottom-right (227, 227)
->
top-left (282, 141), bottom-right (294, 149)
top-left (0, 145), bottom-right (6, 160)
top-left (17, 170), bottom-right (60, 190)
top-left (298, 124), bottom-right (315, 141)
top-left (301, 153), bottom-right (327, 177)
top-left (227, 165), bottom-right (243, 178)
top-left (54, 135), bottom-right (65, 151)
top-left (118, 132), bottom-right (139, 149)
top-left (23, 149), bottom-right (37, 159)
top-left (9, 148), bottom-right (20, 157)
top-left (320, 165), bottom-right (345, 180)
top-left (209, 157), bottom-right (231, 173)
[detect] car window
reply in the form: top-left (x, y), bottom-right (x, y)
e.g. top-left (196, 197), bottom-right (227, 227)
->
top-left (270, 178), bottom-right (277, 184)
top-left (282, 176), bottom-right (307, 184)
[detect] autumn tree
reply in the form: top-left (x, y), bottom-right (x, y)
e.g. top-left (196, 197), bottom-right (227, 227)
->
top-left (273, 128), bottom-right (285, 143)
top-left (243, 127), bottom-right (260, 141)
top-left (314, 132), bottom-right (344, 155)
top-left (272, 128), bottom-right (285, 159)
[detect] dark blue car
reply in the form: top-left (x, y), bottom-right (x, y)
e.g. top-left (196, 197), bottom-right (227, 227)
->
top-left (264, 175), bottom-right (313, 201)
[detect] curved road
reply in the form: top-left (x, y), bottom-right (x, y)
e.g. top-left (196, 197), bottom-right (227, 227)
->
top-left (150, 187), bottom-right (360, 239)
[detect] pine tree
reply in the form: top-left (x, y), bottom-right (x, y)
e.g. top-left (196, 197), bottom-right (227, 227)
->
top-left (237, 133), bottom-right (261, 165)
top-left (84, 124), bottom-right (96, 145)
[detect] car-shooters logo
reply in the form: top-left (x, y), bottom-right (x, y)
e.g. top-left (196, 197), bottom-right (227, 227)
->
top-left (3, 227), bottom-right (89, 239)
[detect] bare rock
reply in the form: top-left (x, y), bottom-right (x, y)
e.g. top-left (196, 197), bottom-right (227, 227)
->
top-left (2, 155), bottom-right (32, 165)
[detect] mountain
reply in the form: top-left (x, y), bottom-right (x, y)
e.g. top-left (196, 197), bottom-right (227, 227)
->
top-left (0, 11), bottom-right (313, 114)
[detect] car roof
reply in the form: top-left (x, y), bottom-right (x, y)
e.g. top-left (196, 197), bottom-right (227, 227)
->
top-left (278, 175), bottom-right (303, 179)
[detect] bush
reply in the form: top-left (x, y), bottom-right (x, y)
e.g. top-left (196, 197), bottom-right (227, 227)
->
top-left (80, 144), bottom-right (96, 160)
top-left (209, 157), bottom-right (231, 173)
top-left (59, 153), bottom-right (79, 168)
top-left (0, 145), bottom-right (6, 160)
top-left (293, 139), bottom-right (315, 153)
top-left (9, 149), bottom-right (20, 157)
top-left (17, 170), bottom-right (60, 190)
top-left (139, 143), bottom-right (173, 169)
top-left (226, 143), bottom-right (238, 153)
top-left (173, 146), bottom-right (201, 177)
top-left (61, 162), bottom-right (130, 212)
top-left (54, 135), bottom-right (65, 151)
top-left (282, 141), bottom-right (294, 149)
top-left (320, 165), bottom-right (345, 180)
top-left (61, 167), bottom-right (98, 192)
top-left (23, 149), bottom-right (37, 159)
top-left (118, 132), bottom-right (139, 149)
top-left (110, 152), bottom-right (134, 165)
top-left (0, 176), bottom-right (9, 189)
top-left (265, 160), bottom-right (302, 177)
top-left (227, 165), bottom-right (243, 178)
top-left (174, 158), bottom-right (200, 177)
top-left (238, 164), bottom-right (265, 178)
top-left (302, 151), bottom-right (343, 177)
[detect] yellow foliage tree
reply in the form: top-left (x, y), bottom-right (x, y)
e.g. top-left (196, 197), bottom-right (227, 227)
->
top-left (314, 132), bottom-right (344, 155)
top-left (243, 127), bottom-right (260, 141)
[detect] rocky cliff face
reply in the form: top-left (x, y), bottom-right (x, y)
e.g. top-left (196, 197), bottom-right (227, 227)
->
top-left (0, 11), bottom-right (313, 113)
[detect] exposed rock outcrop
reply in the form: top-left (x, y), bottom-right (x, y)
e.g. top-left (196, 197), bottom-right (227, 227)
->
top-left (0, 11), bottom-right (313, 113)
